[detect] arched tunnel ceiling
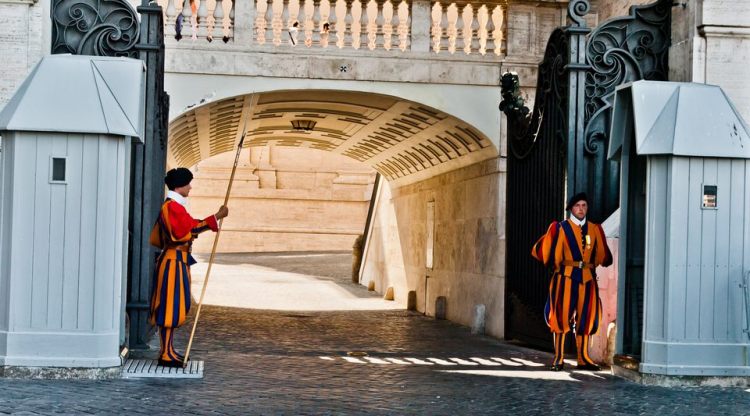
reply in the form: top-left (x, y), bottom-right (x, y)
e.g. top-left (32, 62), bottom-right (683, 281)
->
top-left (168, 90), bottom-right (498, 185)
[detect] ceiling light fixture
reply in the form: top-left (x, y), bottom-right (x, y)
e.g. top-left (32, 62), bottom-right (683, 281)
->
top-left (290, 119), bottom-right (317, 131)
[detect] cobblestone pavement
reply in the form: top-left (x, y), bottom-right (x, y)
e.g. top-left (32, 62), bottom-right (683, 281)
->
top-left (0, 254), bottom-right (749, 415)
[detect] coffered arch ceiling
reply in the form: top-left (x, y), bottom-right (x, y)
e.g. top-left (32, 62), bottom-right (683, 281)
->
top-left (168, 90), bottom-right (498, 185)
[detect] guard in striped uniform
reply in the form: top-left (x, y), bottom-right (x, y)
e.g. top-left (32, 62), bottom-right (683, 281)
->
top-left (149, 168), bottom-right (229, 368)
top-left (531, 192), bottom-right (612, 371)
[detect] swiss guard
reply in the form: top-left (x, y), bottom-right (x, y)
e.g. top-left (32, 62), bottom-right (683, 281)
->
top-left (531, 192), bottom-right (612, 371)
top-left (149, 167), bottom-right (229, 367)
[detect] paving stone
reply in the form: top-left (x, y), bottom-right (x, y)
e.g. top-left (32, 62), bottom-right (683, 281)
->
top-left (0, 253), bottom-right (749, 414)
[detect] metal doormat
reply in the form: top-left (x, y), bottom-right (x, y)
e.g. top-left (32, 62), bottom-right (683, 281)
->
top-left (121, 359), bottom-right (204, 379)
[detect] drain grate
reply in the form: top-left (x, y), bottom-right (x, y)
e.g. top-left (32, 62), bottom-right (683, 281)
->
top-left (121, 359), bottom-right (204, 379)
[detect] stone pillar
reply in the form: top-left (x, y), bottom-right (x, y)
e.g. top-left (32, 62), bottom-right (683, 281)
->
top-left (668, 1), bottom-right (700, 82)
top-left (234, 0), bottom-right (256, 44)
top-left (410, 0), bottom-right (430, 53)
top-left (670, 1), bottom-right (750, 121)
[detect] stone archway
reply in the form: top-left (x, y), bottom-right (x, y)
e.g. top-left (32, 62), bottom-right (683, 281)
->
top-left (167, 89), bottom-right (498, 187)
top-left (166, 89), bottom-right (506, 338)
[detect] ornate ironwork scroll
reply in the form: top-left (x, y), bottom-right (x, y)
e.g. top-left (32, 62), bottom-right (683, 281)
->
top-left (579, 0), bottom-right (671, 221)
top-left (51, 0), bottom-right (140, 57)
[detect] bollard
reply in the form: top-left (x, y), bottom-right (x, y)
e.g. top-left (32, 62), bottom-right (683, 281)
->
top-left (383, 287), bottom-right (394, 301)
top-left (472, 304), bottom-right (486, 335)
top-left (351, 234), bottom-right (364, 283)
top-left (435, 296), bottom-right (447, 320)
top-left (606, 321), bottom-right (617, 366)
top-left (407, 291), bottom-right (417, 311)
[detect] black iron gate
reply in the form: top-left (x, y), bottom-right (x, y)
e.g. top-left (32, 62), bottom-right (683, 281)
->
top-left (501, 0), bottom-right (671, 348)
top-left (501, 26), bottom-right (574, 346)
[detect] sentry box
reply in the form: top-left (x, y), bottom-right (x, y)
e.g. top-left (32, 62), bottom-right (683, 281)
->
top-left (608, 80), bottom-right (750, 378)
top-left (0, 55), bottom-right (144, 369)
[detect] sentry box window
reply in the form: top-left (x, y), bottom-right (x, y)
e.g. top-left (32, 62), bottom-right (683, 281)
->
top-left (702, 185), bottom-right (717, 209)
top-left (50, 157), bottom-right (66, 184)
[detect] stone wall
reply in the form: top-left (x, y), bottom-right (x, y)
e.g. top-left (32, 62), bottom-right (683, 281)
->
top-left (188, 145), bottom-right (376, 253)
top-left (670, 0), bottom-right (750, 121)
top-left (0, 0), bottom-right (44, 109)
top-left (361, 157), bottom-right (506, 337)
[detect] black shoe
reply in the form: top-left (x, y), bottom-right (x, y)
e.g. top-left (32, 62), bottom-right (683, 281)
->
top-left (550, 363), bottom-right (565, 372)
top-left (158, 358), bottom-right (185, 368)
top-left (576, 362), bottom-right (600, 371)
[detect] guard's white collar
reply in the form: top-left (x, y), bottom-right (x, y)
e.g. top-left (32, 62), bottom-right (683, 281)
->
top-left (167, 190), bottom-right (189, 207)
top-left (570, 215), bottom-right (586, 227)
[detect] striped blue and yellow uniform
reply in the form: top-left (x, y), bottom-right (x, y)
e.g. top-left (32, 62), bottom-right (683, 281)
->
top-left (531, 218), bottom-right (612, 367)
top-left (148, 198), bottom-right (217, 363)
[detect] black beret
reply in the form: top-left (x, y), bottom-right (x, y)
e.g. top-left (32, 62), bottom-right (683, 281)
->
top-left (165, 167), bottom-right (193, 190)
top-left (566, 192), bottom-right (589, 211)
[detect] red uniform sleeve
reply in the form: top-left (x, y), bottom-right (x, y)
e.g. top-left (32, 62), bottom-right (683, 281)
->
top-left (531, 221), bottom-right (560, 267)
top-left (167, 201), bottom-right (218, 241)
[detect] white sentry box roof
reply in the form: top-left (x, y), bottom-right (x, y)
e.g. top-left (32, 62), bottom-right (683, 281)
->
top-left (0, 54), bottom-right (145, 142)
top-left (608, 80), bottom-right (750, 159)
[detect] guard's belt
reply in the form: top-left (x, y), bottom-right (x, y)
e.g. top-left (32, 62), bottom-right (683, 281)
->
top-left (164, 243), bottom-right (191, 252)
top-left (561, 260), bottom-right (595, 270)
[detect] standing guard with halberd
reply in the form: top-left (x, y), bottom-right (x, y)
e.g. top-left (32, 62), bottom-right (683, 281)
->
top-left (148, 168), bottom-right (229, 367)
top-left (531, 192), bottom-right (612, 371)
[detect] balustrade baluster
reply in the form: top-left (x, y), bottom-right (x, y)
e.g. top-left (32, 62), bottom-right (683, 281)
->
top-left (397, 0), bottom-right (408, 51)
top-left (461, 4), bottom-right (473, 54)
top-left (165, 0), bottom-right (177, 37)
top-left (228, 0), bottom-right (235, 41)
top-left (375, 1), bottom-right (384, 49)
top-left (491, 5), bottom-right (503, 56)
top-left (360, 1), bottom-right (369, 48)
top-left (281, 3), bottom-right (290, 43)
top-left (485, 12), bottom-right (495, 53)
top-left (446, 4), bottom-right (457, 54)
top-left (470, 6), bottom-right (480, 53)
top-left (334, 0), bottom-right (346, 48)
top-left (328, 0), bottom-right (338, 47)
top-left (303, 0), bottom-right (315, 46)
top-left (382, 0), bottom-right (393, 50)
top-left (265, 1), bottom-right (275, 44)
top-left (212, 0), bottom-right (225, 41)
top-left (288, 0), bottom-right (301, 45)
top-left (319, 0), bottom-right (330, 47)
top-left (351, 0), bottom-right (362, 49)
top-left (343, 0), bottom-right (354, 48)
top-left (197, 0), bottom-right (209, 39)
top-left (430, 2), bottom-right (442, 53)
top-left (256, 0), bottom-right (268, 44)
top-left (366, 0), bottom-right (377, 50)
top-left (477, 5), bottom-right (488, 55)
top-left (272, 0), bottom-right (284, 45)
top-left (312, 0), bottom-right (322, 45)
top-left (181, 0), bottom-right (194, 39)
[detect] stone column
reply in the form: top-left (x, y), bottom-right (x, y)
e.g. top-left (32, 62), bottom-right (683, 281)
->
top-left (234, 0), bottom-right (256, 44)
top-left (670, 1), bottom-right (750, 122)
top-left (410, 0), bottom-right (430, 53)
top-left (668, 1), bottom-right (700, 82)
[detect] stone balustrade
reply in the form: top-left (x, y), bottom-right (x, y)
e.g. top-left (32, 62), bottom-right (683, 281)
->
top-left (157, 0), bottom-right (506, 57)
top-left (431, 1), bottom-right (505, 55)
